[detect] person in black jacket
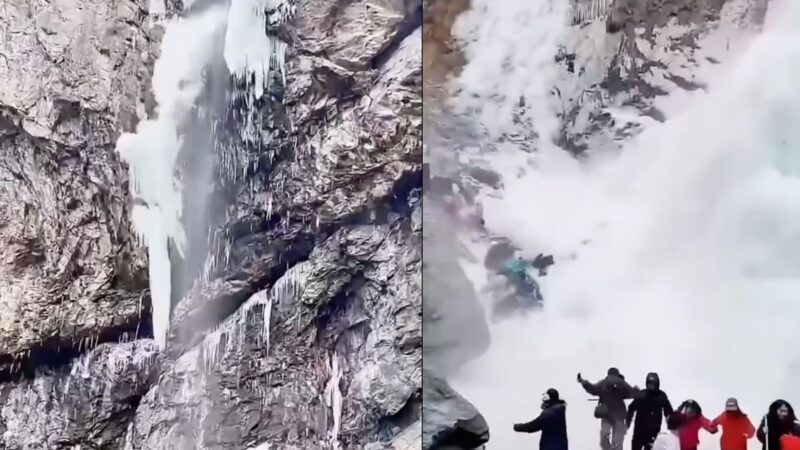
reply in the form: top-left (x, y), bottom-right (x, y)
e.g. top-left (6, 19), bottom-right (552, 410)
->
top-left (756, 399), bottom-right (800, 450)
top-left (578, 368), bottom-right (641, 450)
top-left (513, 388), bottom-right (569, 450)
top-left (626, 373), bottom-right (673, 450)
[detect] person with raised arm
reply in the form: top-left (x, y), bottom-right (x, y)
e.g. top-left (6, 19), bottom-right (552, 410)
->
top-left (513, 388), bottom-right (569, 450)
top-left (578, 368), bottom-right (641, 450)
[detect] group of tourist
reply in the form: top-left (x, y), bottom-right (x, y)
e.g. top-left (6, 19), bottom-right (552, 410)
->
top-left (513, 368), bottom-right (800, 450)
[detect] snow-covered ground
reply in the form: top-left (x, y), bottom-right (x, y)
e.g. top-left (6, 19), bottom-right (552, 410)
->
top-left (446, 0), bottom-right (800, 448)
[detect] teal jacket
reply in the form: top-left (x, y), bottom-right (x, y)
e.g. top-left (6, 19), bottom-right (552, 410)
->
top-left (502, 258), bottom-right (534, 284)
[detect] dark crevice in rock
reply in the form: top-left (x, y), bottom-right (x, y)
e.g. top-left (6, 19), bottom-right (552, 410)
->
top-left (0, 311), bottom-right (153, 383)
top-left (168, 231), bottom-right (317, 357)
top-left (314, 274), bottom-right (368, 345)
top-left (376, 390), bottom-right (421, 441)
top-left (343, 168), bottom-right (422, 226)
top-left (371, 1), bottom-right (423, 69)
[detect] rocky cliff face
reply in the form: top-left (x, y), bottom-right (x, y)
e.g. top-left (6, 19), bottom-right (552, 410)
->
top-left (0, 0), bottom-right (421, 448)
top-left (550, 0), bottom-right (770, 153)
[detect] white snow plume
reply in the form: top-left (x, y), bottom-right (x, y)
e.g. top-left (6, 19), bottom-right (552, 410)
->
top-left (116, 0), bottom-right (295, 350)
top-left (115, 5), bottom-right (228, 349)
top-left (446, 0), bottom-right (800, 449)
top-left (451, 0), bottom-right (570, 150)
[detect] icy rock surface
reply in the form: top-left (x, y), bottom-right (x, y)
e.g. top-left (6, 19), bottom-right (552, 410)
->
top-left (0, 0), bottom-right (421, 448)
top-left (130, 218), bottom-right (421, 449)
top-left (422, 371), bottom-right (489, 450)
top-left (451, 0), bottom-right (770, 155)
top-left (0, 0), bottom-right (152, 359)
top-left (0, 341), bottom-right (160, 449)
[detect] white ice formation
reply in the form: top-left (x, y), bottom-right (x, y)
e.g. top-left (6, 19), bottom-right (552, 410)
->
top-left (115, 0), bottom-right (294, 349)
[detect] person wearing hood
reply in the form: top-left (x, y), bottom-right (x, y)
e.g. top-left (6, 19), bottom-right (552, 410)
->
top-left (513, 388), bottom-right (568, 450)
top-left (578, 368), bottom-right (641, 450)
top-left (677, 400), bottom-right (718, 450)
top-left (757, 399), bottom-right (800, 450)
top-left (627, 373), bottom-right (674, 450)
top-left (710, 398), bottom-right (755, 450)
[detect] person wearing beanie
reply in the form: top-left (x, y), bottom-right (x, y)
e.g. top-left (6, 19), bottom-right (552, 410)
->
top-left (627, 372), bottom-right (674, 450)
top-left (513, 388), bottom-right (568, 450)
top-left (709, 398), bottom-right (755, 450)
top-left (577, 368), bottom-right (642, 450)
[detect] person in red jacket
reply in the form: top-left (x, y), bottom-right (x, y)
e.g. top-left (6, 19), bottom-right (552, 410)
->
top-left (678, 400), bottom-right (718, 450)
top-left (710, 398), bottom-right (755, 450)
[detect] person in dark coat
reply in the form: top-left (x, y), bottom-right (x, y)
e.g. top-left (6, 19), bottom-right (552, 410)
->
top-left (627, 373), bottom-right (674, 450)
top-left (578, 368), bottom-right (641, 450)
top-left (513, 388), bottom-right (569, 450)
top-left (757, 399), bottom-right (800, 450)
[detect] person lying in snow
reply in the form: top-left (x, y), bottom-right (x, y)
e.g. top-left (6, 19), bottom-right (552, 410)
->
top-left (513, 388), bottom-right (569, 450)
top-left (501, 256), bottom-right (544, 302)
top-left (483, 240), bottom-right (554, 314)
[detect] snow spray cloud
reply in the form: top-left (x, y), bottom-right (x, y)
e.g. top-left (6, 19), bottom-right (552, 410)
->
top-left (447, 0), bottom-right (800, 448)
top-left (116, 0), bottom-right (293, 349)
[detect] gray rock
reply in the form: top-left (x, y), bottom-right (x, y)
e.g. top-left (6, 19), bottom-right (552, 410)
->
top-left (422, 204), bottom-right (490, 377)
top-left (554, 0), bottom-right (770, 154)
top-left (0, 0), bottom-right (153, 358)
top-left (0, 341), bottom-right (160, 449)
top-left (422, 371), bottom-right (489, 450)
top-left (0, 0), bottom-right (421, 448)
top-left (129, 215), bottom-right (421, 449)
top-left (138, 0), bottom-right (423, 446)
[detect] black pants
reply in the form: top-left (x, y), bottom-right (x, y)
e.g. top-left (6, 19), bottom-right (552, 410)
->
top-left (631, 433), bottom-right (657, 450)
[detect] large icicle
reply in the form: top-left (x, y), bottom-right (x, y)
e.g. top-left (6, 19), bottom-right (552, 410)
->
top-left (324, 350), bottom-right (343, 450)
top-left (570, 0), bottom-right (613, 25)
top-left (223, 0), bottom-right (295, 147)
top-left (115, 6), bottom-right (228, 348)
top-left (224, 0), bottom-right (295, 98)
